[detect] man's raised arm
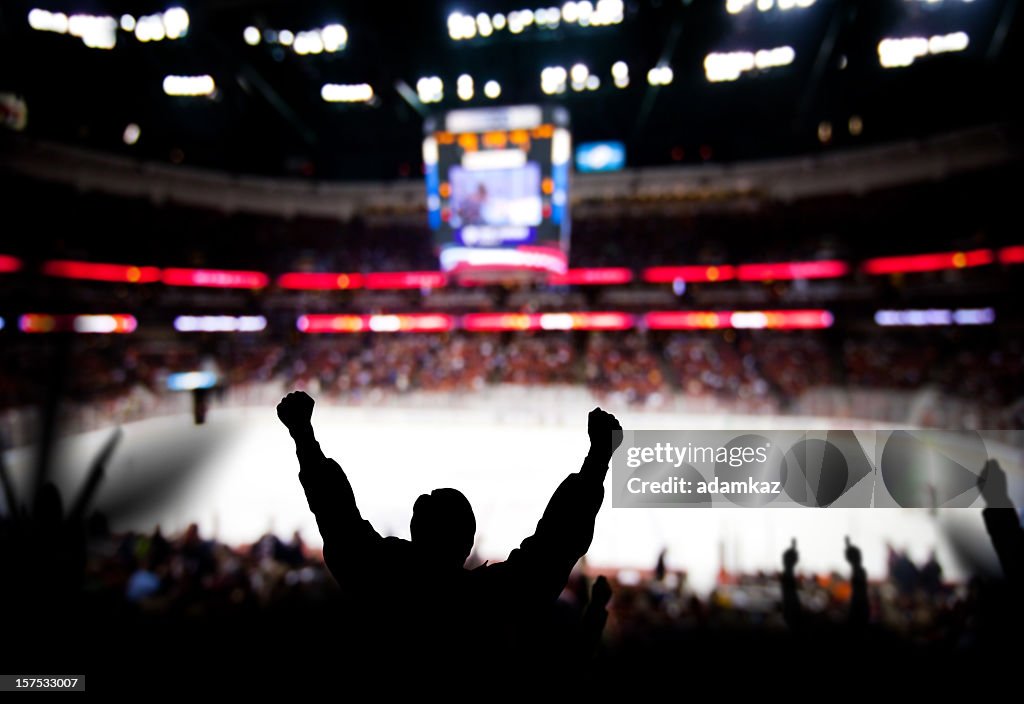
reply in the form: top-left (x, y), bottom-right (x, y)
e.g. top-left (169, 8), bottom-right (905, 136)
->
top-left (503, 408), bottom-right (623, 601)
top-left (277, 392), bottom-right (380, 583)
top-left (979, 460), bottom-right (1024, 588)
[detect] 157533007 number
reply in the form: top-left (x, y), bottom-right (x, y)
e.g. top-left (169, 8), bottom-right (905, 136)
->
top-left (0, 676), bottom-right (85, 691)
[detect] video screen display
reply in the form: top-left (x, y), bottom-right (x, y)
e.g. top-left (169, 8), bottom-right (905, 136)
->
top-left (424, 105), bottom-right (571, 277)
top-left (449, 163), bottom-right (542, 230)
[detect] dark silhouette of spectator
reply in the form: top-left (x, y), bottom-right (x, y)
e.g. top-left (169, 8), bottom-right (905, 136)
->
top-left (781, 537), bottom-right (869, 631)
top-left (887, 544), bottom-right (920, 596)
top-left (780, 538), bottom-right (802, 631)
top-left (580, 575), bottom-right (612, 659)
top-left (276, 390), bottom-right (622, 669)
top-left (845, 536), bottom-right (869, 629)
top-left (920, 550), bottom-right (944, 595)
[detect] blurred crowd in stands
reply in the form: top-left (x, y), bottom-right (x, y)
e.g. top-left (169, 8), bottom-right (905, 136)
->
top-left (1, 330), bottom-right (1021, 432)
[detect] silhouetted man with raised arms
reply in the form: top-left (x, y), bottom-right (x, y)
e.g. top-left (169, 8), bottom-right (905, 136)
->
top-left (277, 390), bottom-right (622, 670)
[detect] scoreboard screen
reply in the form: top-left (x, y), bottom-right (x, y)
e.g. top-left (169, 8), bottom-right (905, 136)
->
top-left (423, 105), bottom-right (571, 278)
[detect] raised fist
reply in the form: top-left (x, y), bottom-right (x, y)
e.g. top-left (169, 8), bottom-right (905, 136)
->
top-left (844, 536), bottom-right (862, 568)
top-left (978, 459), bottom-right (1012, 508)
top-left (277, 391), bottom-right (314, 434)
top-left (588, 407), bottom-right (623, 457)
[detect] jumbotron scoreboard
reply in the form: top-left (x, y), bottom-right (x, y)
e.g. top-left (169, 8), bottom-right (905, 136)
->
top-left (423, 105), bottom-right (571, 279)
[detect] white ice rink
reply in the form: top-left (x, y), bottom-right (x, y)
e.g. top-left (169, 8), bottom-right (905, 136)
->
top-left (2, 394), bottom-right (1010, 592)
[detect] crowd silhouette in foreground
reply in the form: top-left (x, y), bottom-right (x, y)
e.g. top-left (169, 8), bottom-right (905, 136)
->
top-left (1, 392), bottom-right (1023, 687)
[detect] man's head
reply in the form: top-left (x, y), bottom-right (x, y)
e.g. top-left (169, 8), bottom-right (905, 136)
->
top-left (410, 488), bottom-right (476, 569)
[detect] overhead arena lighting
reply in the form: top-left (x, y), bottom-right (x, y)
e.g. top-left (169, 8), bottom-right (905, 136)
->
top-left (134, 7), bottom-right (189, 43)
top-left (321, 83), bottom-right (374, 103)
top-left (484, 80), bottom-right (501, 99)
top-left (28, 9), bottom-right (117, 49)
top-left (611, 60), bottom-right (629, 88)
top-left (878, 32), bottom-right (969, 68)
top-left (122, 123), bottom-right (141, 145)
top-left (541, 66), bottom-right (568, 94)
top-left (704, 46), bottom-right (795, 82)
top-left (448, 1), bottom-right (623, 40)
top-left (726, 0), bottom-right (816, 14)
top-left (874, 308), bottom-right (995, 327)
top-left (570, 63), bottom-right (589, 91)
top-left (174, 315), bottom-right (268, 333)
top-left (163, 75), bottom-right (216, 97)
top-left (457, 74), bottom-right (475, 101)
top-left (249, 22), bottom-right (347, 54)
top-left (417, 76), bottom-right (444, 103)
top-left (646, 65), bottom-right (673, 86)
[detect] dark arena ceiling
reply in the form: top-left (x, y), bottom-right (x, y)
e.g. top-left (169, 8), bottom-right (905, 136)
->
top-left (0, 0), bottom-right (1020, 180)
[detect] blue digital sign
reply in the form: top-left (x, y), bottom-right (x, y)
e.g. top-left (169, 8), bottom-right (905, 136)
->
top-left (575, 141), bottom-right (626, 173)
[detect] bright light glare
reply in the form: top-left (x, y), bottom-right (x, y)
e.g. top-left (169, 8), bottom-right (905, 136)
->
top-left (163, 74), bottom-right (216, 97)
top-left (727, 0), bottom-right (814, 12)
top-left (484, 80), bottom-right (501, 99)
top-left (321, 83), bottom-right (374, 103)
top-left (243, 26), bottom-right (261, 46)
top-left (457, 74), bottom-right (474, 101)
top-left (30, 9), bottom-right (117, 49)
top-left (541, 65), bottom-right (568, 94)
top-left (162, 7), bottom-right (189, 39)
top-left (878, 32), bottom-right (968, 68)
top-left (417, 76), bottom-right (444, 103)
top-left (135, 14), bottom-right (165, 42)
top-left (123, 123), bottom-right (141, 145)
top-left (704, 46), bottom-right (794, 82)
top-left (321, 24), bottom-right (348, 51)
top-left (293, 30), bottom-right (324, 55)
top-left (28, 9), bottom-right (69, 33)
top-left (68, 14), bottom-right (117, 49)
top-left (646, 65), bottom-right (673, 86)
